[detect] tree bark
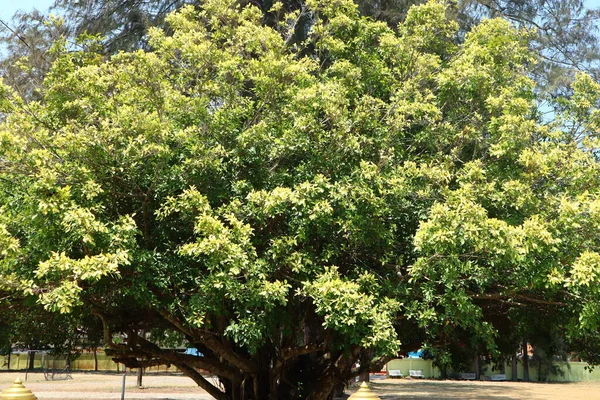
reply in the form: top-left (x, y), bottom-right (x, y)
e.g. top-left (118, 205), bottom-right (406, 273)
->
top-left (175, 362), bottom-right (227, 400)
top-left (158, 311), bottom-right (257, 374)
top-left (511, 354), bottom-right (517, 381)
top-left (522, 339), bottom-right (529, 382)
top-left (137, 367), bottom-right (143, 388)
top-left (307, 347), bottom-right (360, 400)
top-left (333, 382), bottom-right (346, 398)
top-left (306, 373), bottom-right (339, 400)
top-left (359, 370), bottom-right (369, 382)
top-left (109, 331), bottom-right (243, 383)
top-left (97, 310), bottom-right (378, 399)
top-left (28, 351), bottom-right (35, 370)
top-left (93, 348), bottom-right (98, 372)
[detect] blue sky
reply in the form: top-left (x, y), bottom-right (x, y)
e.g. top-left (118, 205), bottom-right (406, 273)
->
top-left (3, 0), bottom-right (600, 22)
top-left (0, 0), bottom-right (55, 22)
top-left (2, 0), bottom-right (600, 29)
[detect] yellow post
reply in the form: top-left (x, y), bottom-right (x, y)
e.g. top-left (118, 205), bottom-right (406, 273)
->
top-left (348, 381), bottom-right (381, 400)
top-left (0, 378), bottom-right (38, 400)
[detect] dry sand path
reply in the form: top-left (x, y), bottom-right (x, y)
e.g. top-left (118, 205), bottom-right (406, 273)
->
top-left (2, 372), bottom-right (600, 399)
top-left (354, 378), bottom-right (600, 400)
top-left (0, 371), bottom-right (213, 400)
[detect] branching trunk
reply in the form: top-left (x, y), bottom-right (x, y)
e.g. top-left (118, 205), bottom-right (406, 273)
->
top-left (159, 310), bottom-right (257, 374)
top-left (307, 346), bottom-right (361, 400)
top-left (95, 309), bottom-right (375, 400)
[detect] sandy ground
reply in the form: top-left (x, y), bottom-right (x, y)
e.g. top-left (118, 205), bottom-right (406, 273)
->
top-left (1, 372), bottom-right (600, 399)
top-left (0, 371), bottom-right (213, 399)
top-left (351, 378), bottom-right (600, 400)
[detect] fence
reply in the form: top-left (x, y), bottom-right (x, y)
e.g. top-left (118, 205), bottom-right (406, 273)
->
top-left (386, 358), bottom-right (600, 382)
top-left (1, 351), bottom-right (178, 372)
top-left (5, 352), bottom-right (600, 382)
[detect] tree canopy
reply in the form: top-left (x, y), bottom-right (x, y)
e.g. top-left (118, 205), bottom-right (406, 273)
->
top-left (3, 0), bottom-right (600, 101)
top-left (2, 0), bottom-right (600, 398)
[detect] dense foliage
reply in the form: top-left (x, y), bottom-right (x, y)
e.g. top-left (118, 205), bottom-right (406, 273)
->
top-left (3, 0), bottom-right (600, 101)
top-left (2, 0), bottom-right (600, 398)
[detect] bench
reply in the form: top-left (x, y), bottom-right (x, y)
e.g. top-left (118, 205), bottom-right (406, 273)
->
top-left (460, 372), bottom-right (477, 380)
top-left (490, 374), bottom-right (506, 381)
top-left (409, 369), bottom-right (424, 378)
top-left (388, 370), bottom-right (403, 378)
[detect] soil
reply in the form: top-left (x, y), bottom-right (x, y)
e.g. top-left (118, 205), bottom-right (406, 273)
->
top-left (0, 371), bottom-right (212, 399)
top-left (353, 378), bottom-right (600, 400)
top-left (1, 372), bottom-right (600, 399)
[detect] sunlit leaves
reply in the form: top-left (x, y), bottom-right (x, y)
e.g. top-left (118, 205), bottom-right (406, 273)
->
top-left (301, 267), bottom-right (401, 355)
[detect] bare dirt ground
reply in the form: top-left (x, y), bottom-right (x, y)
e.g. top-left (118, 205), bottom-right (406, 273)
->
top-left (0, 371), bottom-right (213, 399)
top-left (2, 372), bottom-right (600, 399)
top-left (352, 378), bottom-right (600, 400)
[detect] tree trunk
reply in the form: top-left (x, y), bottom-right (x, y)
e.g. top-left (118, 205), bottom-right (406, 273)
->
top-left (106, 325), bottom-right (367, 400)
top-left (307, 348), bottom-right (360, 400)
top-left (7, 353), bottom-right (10, 371)
top-left (511, 354), bottom-right (517, 381)
top-left (333, 382), bottom-right (346, 398)
top-left (358, 348), bottom-right (374, 383)
top-left (93, 348), bottom-right (98, 372)
top-left (306, 374), bottom-right (338, 400)
top-left (474, 354), bottom-right (480, 380)
top-left (359, 370), bottom-right (369, 382)
top-left (522, 339), bottom-right (529, 382)
top-left (28, 351), bottom-right (35, 370)
top-left (137, 367), bottom-right (143, 388)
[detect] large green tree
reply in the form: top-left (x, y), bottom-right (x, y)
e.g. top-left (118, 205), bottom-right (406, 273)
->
top-left (2, 0), bottom-right (600, 398)
top-left (3, 0), bottom-right (600, 101)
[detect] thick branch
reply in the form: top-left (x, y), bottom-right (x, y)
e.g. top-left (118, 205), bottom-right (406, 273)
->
top-left (91, 309), bottom-right (116, 348)
top-left (134, 332), bottom-right (242, 382)
top-left (158, 309), bottom-right (257, 373)
top-left (281, 344), bottom-right (325, 361)
top-left (349, 355), bottom-right (394, 378)
top-left (175, 362), bottom-right (227, 400)
top-left (106, 331), bottom-right (242, 383)
top-left (473, 292), bottom-right (568, 307)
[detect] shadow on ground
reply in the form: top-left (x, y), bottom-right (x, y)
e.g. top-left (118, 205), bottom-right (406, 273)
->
top-left (372, 380), bottom-right (520, 400)
top-left (339, 379), bottom-right (597, 400)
